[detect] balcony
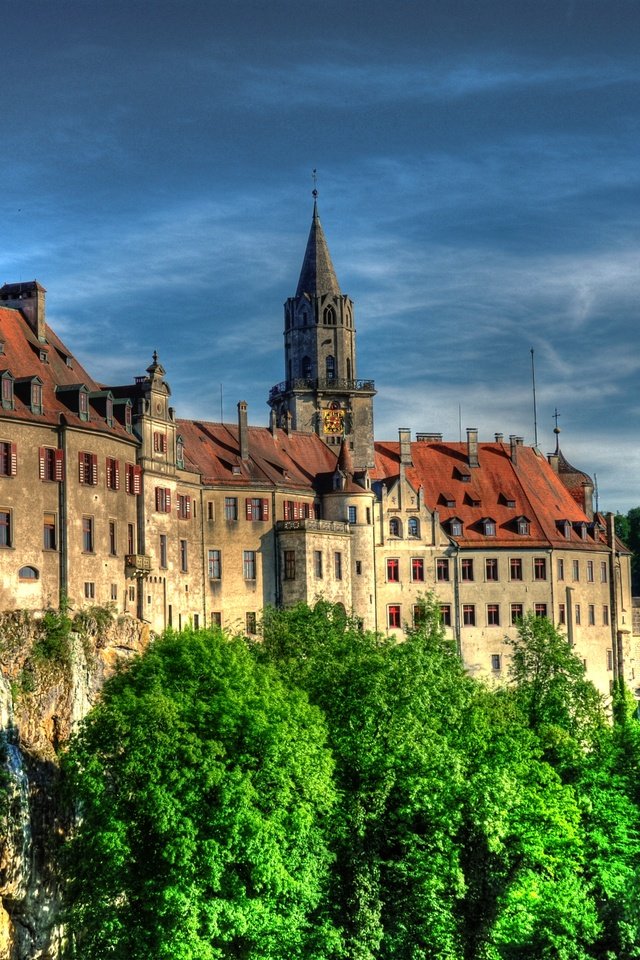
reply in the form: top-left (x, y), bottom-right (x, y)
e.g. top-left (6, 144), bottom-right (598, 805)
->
top-left (269, 377), bottom-right (376, 402)
top-left (125, 554), bottom-right (152, 578)
top-left (276, 519), bottom-right (350, 535)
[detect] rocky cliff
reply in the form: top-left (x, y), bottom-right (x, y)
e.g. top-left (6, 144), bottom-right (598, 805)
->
top-left (0, 609), bottom-right (149, 960)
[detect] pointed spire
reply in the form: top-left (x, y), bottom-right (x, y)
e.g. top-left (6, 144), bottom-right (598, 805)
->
top-left (337, 438), bottom-right (353, 477)
top-left (296, 202), bottom-right (341, 298)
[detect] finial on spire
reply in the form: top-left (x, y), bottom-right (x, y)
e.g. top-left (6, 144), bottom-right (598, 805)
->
top-left (152, 350), bottom-right (158, 365)
top-left (312, 168), bottom-right (318, 200)
top-left (553, 408), bottom-right (561, 453)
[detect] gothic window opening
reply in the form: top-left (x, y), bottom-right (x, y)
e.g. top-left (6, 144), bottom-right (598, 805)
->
top-left (302, 356), bottom-right (312, 378)
top-left (326, 355), bottom-right (336, 380)
top-left (323, 305), bottom-right (336, 326)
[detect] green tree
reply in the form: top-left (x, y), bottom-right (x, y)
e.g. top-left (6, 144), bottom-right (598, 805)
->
top-left (62, 627), bottom-right (339, 960)
top-left (614, 507), bottom-right (640, 594)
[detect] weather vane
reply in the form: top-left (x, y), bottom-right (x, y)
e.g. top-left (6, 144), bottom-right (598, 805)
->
top-left (312, 168), bottom-right (318, 199)
top-left (552, 408), bottom-right (561, 431)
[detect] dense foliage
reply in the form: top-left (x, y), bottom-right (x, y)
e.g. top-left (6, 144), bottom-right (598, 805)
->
top-left (614, 506), bottom-right (640, 594)
top-left (63, 602), bottom-right (640, 959)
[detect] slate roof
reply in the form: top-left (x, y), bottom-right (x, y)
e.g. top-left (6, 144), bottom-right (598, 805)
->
top-left (372, 438), bottom-right (607, 550)
top-left (295, 202), bottom-right (342, 298)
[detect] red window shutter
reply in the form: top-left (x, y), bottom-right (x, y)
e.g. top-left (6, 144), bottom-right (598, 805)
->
top-left (133, 465), bottom-right (142, 495)
top-left (9, 443), bottom-right (16, 476)
top-left (39, 448), bottom-right (45, 480)
top-left (155, 487), bottom-right (161, 510)
top-left (186, 496), bottom-right (191, 518)
top-left (55, 449), bottom-right (64, 481)
top-left (91, 453), bottom-right (98, 485)
top-left (284, 501), bottom-right (290, 520)
top-left (165, 489), bottom-right (171, 513)
top-left (262, 498), bottom-right (269, 520)
top-left (153, 432), bottom-right (159, 452)
top-left (246, 499), bottom-right (252, 520)
top-left (114, 459), bottom-right (120, 490)
top-left (78, 453), bottom-right (85, 484)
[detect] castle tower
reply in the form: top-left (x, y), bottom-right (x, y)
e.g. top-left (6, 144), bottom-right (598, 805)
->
top-left (268, 200), bottom-right (376, 468)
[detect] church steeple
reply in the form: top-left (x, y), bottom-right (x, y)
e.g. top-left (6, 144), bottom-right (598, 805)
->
top-left (296, 202), bottom-right (341, 298)
top-left (268, 198), bottom-right (376, 469)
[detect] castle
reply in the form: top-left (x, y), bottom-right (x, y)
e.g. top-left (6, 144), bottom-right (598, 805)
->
top-left (0, 202), bottom-right (634, 698)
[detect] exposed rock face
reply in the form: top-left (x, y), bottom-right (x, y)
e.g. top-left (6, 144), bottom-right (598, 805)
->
top-left (0, 611), bottom-right (149, 959)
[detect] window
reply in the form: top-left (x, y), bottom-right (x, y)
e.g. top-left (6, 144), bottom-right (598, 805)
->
top-left (43, 513), bottom-right (56, 550)
top-left (510, 558), bottom-right (523, 581)
top-left (600, 561), bottom-right (608, 583)
top-left (323, 306), bottom-right (337, 326)
top-left (243, 550), bottom-right (256, 580)
top-left (325, 355), bottom-right (336, 379)
top-left (211, 612), bottom-right (222, 628)
top-left (108, 520), bottom-right (117, 556)
top-left (355, 560), bottom-right (362, 575)
top-left (534, 603), bottom-right (547, 618)
top-left (0, 441), bottom-right (17, 477)
top-left (533, 558), bottom-right (547, 581)
top-left (463, 604), bottom-right (476, 627)
top-left (225, 497), bottom-right (238, 520)
top-left (511, 603), bottom-right (523, 625)
top-left (450, 518), bottom-right (463, 537)
top-left (207, 501), bottom-right (215, 521)
top-left (572, 559), bottom-right (580, 581)
top-left (129, 585), bottom-right (136, 603)
top-left (557, 558), bottom-right (565, 581)
top-left (180, 539), bottom-right (188, 573)
top-left (301, 356), bottom-right (312, 378)
top-left (491, 654), bottom-right (502, 672)
top-left (388, 605), bottom-right (401, 628)
top-left (284, 550), bottom-right (296, 580)
top-left (246, 612), bottom-right (257, 634)
top-left (284, 500), bottom-right (314, 521)
top-left (155, 487), bottom-right (171, 513)
top-left (575, 603), bottom-right (581, 625)
top-left (603, 605), bottom-right (609, 626)
top-left (18, 565), bottom-right (38, 580)
top-left (386, 558), bottom-right (400, 582)
top-left (517, 517), bottom-right (530, 535)
top-left (84, 582), bottom-right (95, 600)
top-left (78, 452), bottom-right (98, 485)
top-left (607, 649), bottom-right (613, 671)
top-left (178, 494), bottom-right (192, 519)
top-left (208, 549), bottom-right (221, 580)
top-left (127, 523), bottom-right (135, 555)
top-left (411, 557), bottom-right (424, 582)
top-left (366, 507), bottom-right (371, 525)
top-left (412, 604), bottom-right (426, 626)
top-left (314, 550), bottom-right (323, 578)
top-left (1, 375), bottom-right (13, 409)
top-left (159, 534), bottom-right (167, 569)
top-left (105, 457), bottom-right (120, 491)
top-left (440, 604), bottom-right (452, 626)
top-left (485, 558), bottom-right (498, 581)
top-left (78, 390), bottom-right (88, 420)
top-left (436, 558), bottom-right (450, 581)
top-left (588, 604), bottom-right (595, 626)
top-left (461, 558), bottom-right (474, 581)
top-left (559, 603), bottom-right (566, 625)
top-left (334, 552), bottom-right (343, 580)
top-left (0, 510), bottom-right (11, 548)
top-left (408, 517), bottom-right (419, 537)
top-left (111, 584), bottom-right (117, 601)
top-left (389, 517), bottom-right (401, 537)
top-left (31, 381), bottom-right (43, 413)
top-left (125, 463), bottom-right (142, 495)
top-left (153, 432), bottom-right (167, 454)
top-left (487, 604), bottom-right (500, 626)
top-left (483, 518), bottom-right (496, 536)
top-left (586, 560), bottom-right (594, 582)
top-left (82, 516), bottom-right (94, 553)
top-left (348, 505), bottom-right (357, 524)
top-left (39, 446), bottom-right (64, 482)
top-left (246, 498), bottom-right (269, 521)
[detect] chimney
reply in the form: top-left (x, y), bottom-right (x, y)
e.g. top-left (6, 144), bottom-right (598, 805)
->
top-left (509, 435), bottom-right (520, 464)
top-left (494, 433), bottom-right (503, 443)
top-left (467, 427), bottom-right (479, 468)
top-left (269, 408), bottom-right (278, 437)
top-left (399, 427), bottom-right (412, 466)
top-left (284, 411), bottom-right (292, 435)
top-left (0, 281), bottom-right (47, 342)
top-left (547, 452), bottom-right (559, 473)
top-left (237, 401), bottom-right (249, 461)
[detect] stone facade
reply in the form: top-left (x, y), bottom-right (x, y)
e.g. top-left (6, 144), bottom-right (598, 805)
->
top-left (0, 208), bottom-right (636, 703)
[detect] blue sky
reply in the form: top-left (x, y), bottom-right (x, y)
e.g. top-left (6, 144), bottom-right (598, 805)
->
top-left (1, 0), bottom-right (638, 510)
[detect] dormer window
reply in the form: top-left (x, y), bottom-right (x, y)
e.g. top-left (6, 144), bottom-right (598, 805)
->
top-left (557, 520), bottom-right (572, 539)
top-left (574, 522), bottom-right (588, 540)
top-left (500, 493), bottom-right (516, 508)
top-left (125, 404), bottom-right (132, 431)
top-left (516, 516), bottom-right (530, 536)
top-left (449, 517), bottom-right (463, 537)
top-left (481, 517), bottom-right (496, 536)
top-left (455, 467), bottom-right (471, 482)
top-left (0, 342), bottom-right (4, 355)
top-left (0, 373), bottom-right (14, 410)
top-left (106, 397), bottom-right (113, 426)
top-left (39, 349), bottom-right (48, 363)
top-left (79, 390), bottom-right (89, 420)
top-left (30, 380), bottom-right (43, 414)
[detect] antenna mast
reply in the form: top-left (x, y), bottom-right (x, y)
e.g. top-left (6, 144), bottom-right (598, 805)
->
top-left (530, 348), bottom-right (538, 448)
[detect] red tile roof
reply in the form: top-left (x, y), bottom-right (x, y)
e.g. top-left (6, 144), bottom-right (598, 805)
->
top-left (373, 439), bottom-right (606, 550)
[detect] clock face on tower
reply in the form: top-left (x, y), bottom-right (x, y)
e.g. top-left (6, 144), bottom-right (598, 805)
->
top-left (322, 401), bottom-right (345, 435)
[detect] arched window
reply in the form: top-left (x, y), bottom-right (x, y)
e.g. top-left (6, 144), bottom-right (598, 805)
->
top-left (19, 565), bottom-right (39, 581)
top-left (408, 517), bottom-right (420, 537)
top-left (389, 517), bottom-right (402, 538)
top-left (301, 356), bottom-right (312, 378)
top-left (323, 305), bottom-right (336, 326)
top-left (326, 355), bottom-right (336, 380)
